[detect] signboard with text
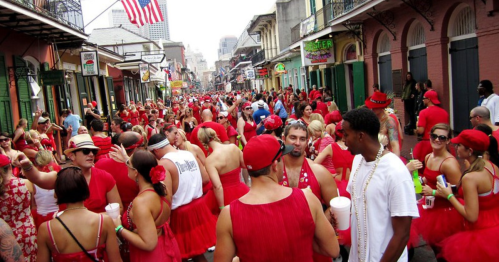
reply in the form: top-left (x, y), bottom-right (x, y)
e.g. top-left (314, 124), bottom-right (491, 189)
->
top-left (274, 63), bottom-right (287, 75)
top-left (302, 39), bottom-right (335, 66)
top-left (80, 51), bottom-right (99, 76)
top-left (245, 69), bottom-right (255, 80)
top-left (142, 54), bottom-right (165, 63)
top-left (41, 70), bottom-right (65, 85)
top-left (171, 80), bottom-right (183, 89)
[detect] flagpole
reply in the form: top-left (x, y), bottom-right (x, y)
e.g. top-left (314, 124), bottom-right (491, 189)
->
top-left (84, 0), bottom-right (121, 29)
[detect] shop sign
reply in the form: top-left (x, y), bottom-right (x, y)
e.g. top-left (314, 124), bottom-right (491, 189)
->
top-left (257, 68), bottom-right (269, 76)
top-left (171, 80), bottom-right (183, 88)
top-left (237, 74), bottom-right (245, 83)
top-left (302, 39), bottom-right (335, 66)
top-left (80, 51), bottom-right (99, 76)
top-left (300, 15), bottom-right (315, 37)
top-left (245, 69), bottom-right (255, 80)
top-left (41, 70), bottom-right (65, 86)
top-left (274, 63), bottom-right (287, 75)
top-left (142, 54), bottom-right (165, 63)
top-left (139, 63), bottom-right (150, 83)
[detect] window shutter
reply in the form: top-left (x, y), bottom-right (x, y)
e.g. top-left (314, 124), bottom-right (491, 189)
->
top-left (0, 53), bottom-right (13, 133)
top-left (75, 73), bottom-right (88, 117)
top-left (353, 61), bottom-right (366, 108)
top-left (14, 56), bottom-right (33, 125)
top-left (334, 64), bottom-right (347, 112)
top-left (106, 77), bottom-right (117, 116)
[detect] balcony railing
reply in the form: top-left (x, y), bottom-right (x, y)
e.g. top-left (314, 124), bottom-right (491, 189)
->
top-left (324, 0), bottom-right (369, 23)
top-left (251, 50), bottom-right (265, 65)
top-left (8, 0), bottom-right (84, 31)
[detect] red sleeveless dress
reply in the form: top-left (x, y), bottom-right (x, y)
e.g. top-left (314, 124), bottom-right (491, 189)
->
top-left (440, 167), bottom-right (499, 261)
top-left (14, 130), bottom-right (28, 151)
top-left (47, 214), bottom-right (105, 262)
top-left (230, 188), bottom-right (315, 262)
top-left (331, 143), bottom-right (354, 199)
top-left (205, 167), bottom-right (249, 215)
top-left (317, 135), bottom-right (335, 174)
top-left (122, 189), bottom-right (181, 262)
top-left (243, 121), bottom-right (257, 143)
top-left (412, 157), bottom-right (464, 247)
top-left (130, 111), bottom-right (140, 126)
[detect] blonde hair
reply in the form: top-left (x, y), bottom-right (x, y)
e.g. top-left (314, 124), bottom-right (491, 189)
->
top-left (328, 101), bottom-right (338, 112)
top-left (35, 150), bottom-right (53, 167)
top-left (130, 105), bottom-right (137, 112)
top-left (16, 118), bottom-right (27, 129)
top-left (197, 127), bottom-right (221, 153)
top-left (308, 120), bottom-right (325, 138)
top-left (177, 129), bottom-right (194, 152)
top-left (132, 125), bottom-right (148, 145)
top-left (24, 130), bottom-right (40, 144)
top-left (310, 113), bottom-right (325, 127)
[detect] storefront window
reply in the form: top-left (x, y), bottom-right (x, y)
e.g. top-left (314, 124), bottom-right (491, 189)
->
top-left (345, 44), bottom-right (357, 61)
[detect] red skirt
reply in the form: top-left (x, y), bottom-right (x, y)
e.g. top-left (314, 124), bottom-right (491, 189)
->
top-left (203, 182), bottom-right (219, 216)
top-left (439, 226), bottom-right (499, 262)
top-left (413, 199), bottom-right (465, 246)
top-left (170, 197), bottom-right (217, 259)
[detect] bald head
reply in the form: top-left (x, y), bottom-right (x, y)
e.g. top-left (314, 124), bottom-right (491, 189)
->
top-left (201, 109), bottom-right (213, 122)
top-left (118, 131), bottom-right (142, 155)
top-left (471, 106), bottom-right (491, 121)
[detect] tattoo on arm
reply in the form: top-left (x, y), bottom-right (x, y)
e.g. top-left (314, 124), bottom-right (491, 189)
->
top-left (387, 118), bottom-right (399, 143)
top-left (0, 220), bottom-right (24, 262)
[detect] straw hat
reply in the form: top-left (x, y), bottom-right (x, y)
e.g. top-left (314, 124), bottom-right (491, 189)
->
top-left (64, 134), bottom-right (100, 155)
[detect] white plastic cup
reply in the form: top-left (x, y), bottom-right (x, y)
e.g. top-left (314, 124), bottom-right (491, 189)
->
top-left (260, 115), bottom-right (266, 120)
top-left (330, 197), bottom-right (351, 230)
top-left (423, 196), bottom-right (435, 209)
top-left (105, 203), bottom-right (120, 219)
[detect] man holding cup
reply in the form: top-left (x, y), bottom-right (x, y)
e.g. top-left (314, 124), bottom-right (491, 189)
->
top-left (253, 100), bottom-right (270, 135)
top-left (342, 108), bottom-right (419, 262)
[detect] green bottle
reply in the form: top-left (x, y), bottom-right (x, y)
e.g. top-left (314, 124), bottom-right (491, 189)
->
top-left (410, 149), bottom-right (422, 193)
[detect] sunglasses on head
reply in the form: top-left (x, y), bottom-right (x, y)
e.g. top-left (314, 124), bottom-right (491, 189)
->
top-left (430, 133), bottom-right (448, 141)
top-left (76, 148), bottom-right (98, 155)
top-left (286, 120), bottom-right (307, 127)
top-left (126, 159), bottom-right (136, 170)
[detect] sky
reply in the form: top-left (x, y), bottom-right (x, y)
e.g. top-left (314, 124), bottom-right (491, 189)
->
top-left (81, 0), bottom-right (275, 67)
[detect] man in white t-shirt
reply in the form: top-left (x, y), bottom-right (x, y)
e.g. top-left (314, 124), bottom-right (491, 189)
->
top-left (343, 108), bottom-right (419, 262)
top-left (479, 80), bottom-right (499, 125)
top-left (250, 93), bottom-right (269, 112)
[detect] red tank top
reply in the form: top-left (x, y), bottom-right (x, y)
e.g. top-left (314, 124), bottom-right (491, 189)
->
top-left (281, 158), bottom-right (322, 202)
top-left (243, 121), bottom-right (257, 142)
top-left (423, 156), bottom-right (454, 208)
top-left (230, 188), bottom-right (315, 262)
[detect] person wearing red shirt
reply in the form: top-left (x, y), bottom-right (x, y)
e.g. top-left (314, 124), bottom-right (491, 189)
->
top-left (95, 131), bottom-right (141, 213)
top-left (414, 90), bottom-right (449, 163)
top-left (308, 85), bottom-right (317, 101)
top-left (90, 119), bottom-right (112, 162)
top-left (190, 109), bottom-right (229, 156)
top-left (192, 99), bottom-right (201, 124)
top-left (300, 88), bottom-right (307, 101)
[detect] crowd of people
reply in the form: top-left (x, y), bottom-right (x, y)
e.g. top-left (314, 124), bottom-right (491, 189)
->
top-left (0, 77), bottom-right (497, 262)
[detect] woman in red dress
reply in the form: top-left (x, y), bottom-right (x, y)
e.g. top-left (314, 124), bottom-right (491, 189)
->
top-left (13, 118), bottom-right (28, 151)
top-left (117, 104), bottom-right (130, 122)
top-left (37, 166), bottom-right (121, 262)
top-left (129, 105), bottom-right (140, 126)
top-left (437, 129), bottom-right (499, 262)
top-left (217, 112), bottom-right (238, 145)
top-left (237, 102), bottom-right (259, 147)
top-left (297, 103), bottom-right (313, 126)
top-left (0, 154), bottom-right (37, 261)
top-left (113, 150), bottom-right (181, 262)
top-left (198, 128), bottom-right (248, 214)
top-left (412, 124), bottom-right (463, 252)
top-left (215, 135), bottom-right (339, 261)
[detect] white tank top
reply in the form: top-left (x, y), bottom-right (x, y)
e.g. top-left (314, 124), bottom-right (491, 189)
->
top-left (34, 184), bottom-right (59, 215)
top-left (162, 150), bottom-right (203, 210)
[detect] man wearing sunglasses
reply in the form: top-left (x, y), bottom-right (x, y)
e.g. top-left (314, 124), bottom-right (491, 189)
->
top-left (21, 134), bottom-right (123, 215)
top-left (214, 135), bottom-right (339, 261)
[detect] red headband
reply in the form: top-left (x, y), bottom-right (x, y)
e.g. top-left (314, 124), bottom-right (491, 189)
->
top-left (125, 136), bottom-right (144, 151)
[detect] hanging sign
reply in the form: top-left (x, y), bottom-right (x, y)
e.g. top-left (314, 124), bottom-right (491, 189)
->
top-left (302, 39), bottom-right (335, 66)
top-left (245, 69), bottom-right (255, 80)
top-left (142, 54), bottom-right (165, 63)
top-left (80, 51), bottom-right (99, 76)
top-left (274, 63), bottom-right (287, 75)
top-left (171, 80), bottom-right (183, 89)
top-left (139, 63), bottom-right (150, 83)
top-left (41, 70), bottom-right (65, 86)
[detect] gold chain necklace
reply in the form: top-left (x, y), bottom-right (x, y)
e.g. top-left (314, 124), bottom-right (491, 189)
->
top-left (351, 145), bottom-right (384, 262)
top-left (64, 206), bottom-right (87, 212)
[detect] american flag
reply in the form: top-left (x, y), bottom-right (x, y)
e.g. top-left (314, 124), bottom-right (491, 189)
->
top-left (121, 0), bottom-right (163, 27)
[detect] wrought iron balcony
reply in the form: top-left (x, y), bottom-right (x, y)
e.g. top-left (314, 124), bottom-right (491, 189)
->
top-left (251, 50), bottom-right (265, 66)
top-left (324, 0), bottom-right (369, 23)
top-left (7, 0), bottom-right (84, 31)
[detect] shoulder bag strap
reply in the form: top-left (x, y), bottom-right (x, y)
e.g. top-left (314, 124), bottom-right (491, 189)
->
top-left (55, 217), bottom-right (98, 262)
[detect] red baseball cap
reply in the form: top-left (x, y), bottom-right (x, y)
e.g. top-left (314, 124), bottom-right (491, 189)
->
top-left (325, 110), bottom-right (342, 125)
top-left (243, 102), bottom-right (252, 109)
top-left (451, 129), bottom-right (489, 152)
top-left (243, 135), bottom-right (293, 171)
top-left (424, 90), bottom-right (440, 105)
top-left (264, 115), bottom-right (283, 130)
top-left (0, 154), bottom-right (10, 167)
top-left (91, 101), bottom-right (97, 107)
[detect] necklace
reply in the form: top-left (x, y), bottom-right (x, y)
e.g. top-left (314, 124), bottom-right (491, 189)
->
top-left (351, 144), bottom-right (384, 262)
top-left (64, 206), bottom-right (87, 212)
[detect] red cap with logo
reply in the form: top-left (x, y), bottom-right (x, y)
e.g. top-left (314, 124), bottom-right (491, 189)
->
top-left (264, 115), bottom-right (283, 130)
top-left (451, 129), bottom-right (489, 152)
top-left (243, 135), bottom-right (293, 171)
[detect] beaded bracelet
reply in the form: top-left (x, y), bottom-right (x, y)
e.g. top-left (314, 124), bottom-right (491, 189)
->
top-left (447, 194), bottom-right (454, 200)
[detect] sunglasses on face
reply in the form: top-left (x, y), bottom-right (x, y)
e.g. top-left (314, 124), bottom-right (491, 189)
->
top-left (126, 159), bottom-right (136, 170)
top-left (430, 133), bottom-right (448, 141)
top-left (217, 116), bottom-right (225, 120)
top-left (76, 148), bottom-right (98, 155)
top-left (0, 138), bottom-right (9, 142)
top-left (271, 140), bottom-right (285, 163)
top-left (245, 107), bottom-right (252, 110)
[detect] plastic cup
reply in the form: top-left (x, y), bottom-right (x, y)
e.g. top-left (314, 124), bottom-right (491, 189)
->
top-left (105, 203), bottom-right (120, 219)
top-left (260, 115), bottom-right (265, 120)
top-left (330, 197), bottom-right (351, 230)
top-left (423, 196), bottom-right (435, 209)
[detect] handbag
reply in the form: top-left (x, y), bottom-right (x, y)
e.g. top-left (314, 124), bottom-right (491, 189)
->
top-left (55, 217), bottom-right (99, 262)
